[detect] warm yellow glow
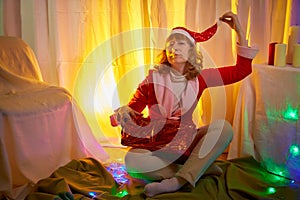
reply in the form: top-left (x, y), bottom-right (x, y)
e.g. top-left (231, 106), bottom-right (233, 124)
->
top-left (73, 28), bottom-right (168, 145)
top-left (94, 65), bottom-right (121, 143)
top-left (165, 0), bottom-right (187, 27)
top-left (283, 0), bottom-right (292, 44)
top-left (231, 0), bottom-right (238, 20)
top-left (74, 25), bottom-right (228, 144)
top-left (112, 51), bottom-right (149, 105)
top-left (72, 1), bottom-right (230, 145)
top-left (246, 8), bottom-right (251, 43)
top-left (231, 0), bottom-right (238, 53)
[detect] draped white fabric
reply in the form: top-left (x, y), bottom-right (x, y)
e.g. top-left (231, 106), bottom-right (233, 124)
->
top-left (228, 64), bottom-right (300, 182)
top-left (0, 35), bottom-right (109, 200)
top-left (1, 0), bottom-right (297, 143)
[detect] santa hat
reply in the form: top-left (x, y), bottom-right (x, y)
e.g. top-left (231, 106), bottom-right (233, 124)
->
top-left (170, 22), bottom-right (219, 43)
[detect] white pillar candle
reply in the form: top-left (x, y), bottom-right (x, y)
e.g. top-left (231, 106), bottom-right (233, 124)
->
top-left (287, 26), bottom-right (300, 64)
top-left (292, 44), bottom-right (300, 67)
top-left (274, 43), bottom-right (286, 67)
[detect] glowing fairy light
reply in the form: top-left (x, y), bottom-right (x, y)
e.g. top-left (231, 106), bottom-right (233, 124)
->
top-left (286, 144), bottom-right (300, 183)
top-left (88, 192), bottom-right (97, 198)
top-left (266, 187), bottom-right (276, 194)
top-left (105, 162), bottom-right (130, 198)
top-left (278, 171), bottom-right (284, 176)
top-left (115, 190), bottom-right (129, 198)
top-left (106, 162), bottom-right (130, 185)
top-left (291, 179), bottom-right (295, 184)
top-left (289, 145), bottom-right (300, 156)
top-left (283, 105), bottom-right (298, 121)
top-left (264, 103), bottom-right (300, 182)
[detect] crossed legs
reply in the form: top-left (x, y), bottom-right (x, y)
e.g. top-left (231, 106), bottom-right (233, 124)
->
top-left (124, 119), bottom-right (233, 196)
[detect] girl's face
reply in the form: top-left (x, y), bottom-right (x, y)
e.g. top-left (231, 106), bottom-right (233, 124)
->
top-left (165, 34), bottom-right (193, 67)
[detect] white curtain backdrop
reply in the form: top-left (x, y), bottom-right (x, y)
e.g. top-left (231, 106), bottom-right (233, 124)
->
top-left (1, 0), bottom-right (297, 143)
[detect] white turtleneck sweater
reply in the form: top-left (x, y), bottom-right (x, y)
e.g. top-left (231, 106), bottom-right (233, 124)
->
top-left (169, 68), bottom-right (187, 116)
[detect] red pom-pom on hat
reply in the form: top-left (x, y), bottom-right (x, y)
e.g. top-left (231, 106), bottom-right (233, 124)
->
top-left (171, 23), bottom-right (218, 43)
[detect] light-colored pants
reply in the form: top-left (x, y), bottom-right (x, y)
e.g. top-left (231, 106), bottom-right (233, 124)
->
top-left (124, 119), bottom-right (233, 187)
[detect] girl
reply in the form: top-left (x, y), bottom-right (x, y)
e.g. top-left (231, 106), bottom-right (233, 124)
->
top-left (112, 11), bottom-right (258, 197)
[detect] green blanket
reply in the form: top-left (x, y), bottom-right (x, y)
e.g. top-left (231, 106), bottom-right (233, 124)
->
top-left (26, 157), bottom-right (300, 200)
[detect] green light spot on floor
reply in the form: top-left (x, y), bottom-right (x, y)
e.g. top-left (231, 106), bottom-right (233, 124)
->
top-left (267, 187), bottom-right (276, 194)
top-left (278, 171), bottom-right (284, 176)
top-left (115, 190), bottom-right (129, 197)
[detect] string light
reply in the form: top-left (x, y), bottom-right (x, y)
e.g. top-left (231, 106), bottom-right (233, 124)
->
top-left (282, 103), bottom-right (300, 184)
top-left (106, 162), bottom-right (130, 185)
top-left (105, 162), bottom-right (130, 197)
top-left (264, 103), bottom-right (300, 185)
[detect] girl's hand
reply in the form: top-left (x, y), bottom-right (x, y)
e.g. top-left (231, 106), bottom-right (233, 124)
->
top-left (114, 105), bottom-right (140, 126)
top-left (219, 11), bottom-right (247, 46)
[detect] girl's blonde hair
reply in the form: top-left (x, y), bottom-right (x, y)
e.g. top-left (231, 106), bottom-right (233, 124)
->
top-left (154, 33), bottom-right (203, 80)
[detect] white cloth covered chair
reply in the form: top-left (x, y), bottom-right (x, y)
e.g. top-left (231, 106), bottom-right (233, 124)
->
top-left (0, 36), bottom-right (108, 199)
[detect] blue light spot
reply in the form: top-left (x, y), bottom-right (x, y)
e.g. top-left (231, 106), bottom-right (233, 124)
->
top-left (88, 192), bottom-right (96, 197)
top-left (106, 162), bottom-right (130, 185)
top-left (291, 179), bottom-right (295, 184)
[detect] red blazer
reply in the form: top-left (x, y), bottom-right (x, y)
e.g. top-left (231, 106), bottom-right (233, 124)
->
top-left (128, 55), bottom-right (253, 123)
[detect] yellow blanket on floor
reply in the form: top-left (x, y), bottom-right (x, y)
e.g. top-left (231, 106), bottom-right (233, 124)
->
top-left (26, 157), bottom-right (300, 200)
